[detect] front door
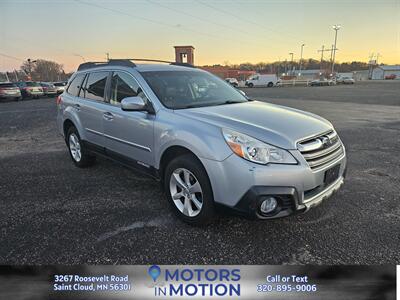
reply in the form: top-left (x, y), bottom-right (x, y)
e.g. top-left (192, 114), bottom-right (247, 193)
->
top-left (103, 71), bottom-right (155, 167)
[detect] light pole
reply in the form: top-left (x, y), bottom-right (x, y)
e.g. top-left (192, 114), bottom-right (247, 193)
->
top-left (299, 44), bottom-right (305, 72)
top-left (289, 52), bottom-right (294, 75)
top-left (331, 25), bottom-right (341, 74)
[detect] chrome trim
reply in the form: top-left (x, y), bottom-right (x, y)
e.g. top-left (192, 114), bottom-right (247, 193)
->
top-left (302, 176), bottom-right (344, 205)
top-left (103, 133), bottom-right (151, 152)
top-left (297, 139), bottom-right (323, 152)
top-left (307, 146), bottom-right (343, 168)
top-left (85, 128), bottom-right (151, 152)
top-left (302, 140), bottom-right (341, 160)
top-left (86, 128), bottom-right (103, 136)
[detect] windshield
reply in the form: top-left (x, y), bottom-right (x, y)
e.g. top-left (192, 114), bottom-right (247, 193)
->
top-left (140, 70), bottom-right (248, 109)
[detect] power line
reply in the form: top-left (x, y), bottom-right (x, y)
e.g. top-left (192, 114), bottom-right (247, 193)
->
top-left (73, 0), bottom-right (279, 52)
top-left (0, 52), bottom-right (24, 61)
top-left (196, 0), bottom-right (303, 44)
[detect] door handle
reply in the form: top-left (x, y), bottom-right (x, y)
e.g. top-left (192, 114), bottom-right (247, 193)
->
top-left (74, 104), bottom-right (81, 111)
top-left (103, 112), bottom-right (114, 121)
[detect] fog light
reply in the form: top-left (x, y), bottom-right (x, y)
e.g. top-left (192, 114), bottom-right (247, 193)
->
top-left (260, 197), bottom-right (278, 214)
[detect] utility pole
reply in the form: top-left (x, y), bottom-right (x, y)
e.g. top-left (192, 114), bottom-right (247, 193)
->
top-left (331, 25), bottom-right (341, 74)
top-left (289, 52), bottom-right (294, 75)
top-left (299, 44), bottom-right (305, 72)
top-left (106, 52), bottom-right (110, 61)
top-left (376, 53), bottom-right (381, 64)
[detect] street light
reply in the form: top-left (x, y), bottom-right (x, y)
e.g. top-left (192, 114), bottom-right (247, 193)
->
top-left (299, 44), bottom-right (305, 72)
top-left (331, 25), bottom-right (341, 74)
top-left (289, 52), bottom-right (294, 75)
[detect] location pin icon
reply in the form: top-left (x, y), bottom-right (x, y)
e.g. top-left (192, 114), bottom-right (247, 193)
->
top-left (148, 265), bottom-right (161, 282)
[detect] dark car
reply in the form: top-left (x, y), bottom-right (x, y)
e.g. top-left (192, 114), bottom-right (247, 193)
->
top-left (0, 82), bottom-right (22, 101)
top-left (53, 81), bottom-right (68, 94)
top-left (15, 81), bottom-right (44, 99)
top-left (39, 82), bottom-right (58, 97)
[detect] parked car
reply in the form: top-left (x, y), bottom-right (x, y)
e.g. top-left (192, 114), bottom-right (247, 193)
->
top-left (225, 78), bottom-right (239, 87)
top-left (337, 77), bottom-right (355, 84)
top-left (53, 81), bottom-right (68, 94)
top-left (245, 74), bottom-right (279, 87)
top-left (0, 82), bottom-right (22, 101)
top-left (310, 78), bottom-right (335, 86)
top-left (15, 81), bottom-right (44, 99)
top-left (57, 60), bottom-right (346, 225)
top-left (384, 74), bottom-right (397, 80)
top-left (39, 82), bottom-right (58, 97)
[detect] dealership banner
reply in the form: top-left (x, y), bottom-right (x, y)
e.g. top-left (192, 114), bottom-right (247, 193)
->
top-left (0, 265), bottom-right (397, 299)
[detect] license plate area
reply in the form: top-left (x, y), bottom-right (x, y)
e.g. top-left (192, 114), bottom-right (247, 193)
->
top-left (324, 164), bottom-right (340, 185)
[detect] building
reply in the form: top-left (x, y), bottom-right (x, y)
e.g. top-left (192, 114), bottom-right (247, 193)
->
top-left (371, 65), bottom-right (400, 80)
top-left (174, 46), bottom-right (195, 65)
top-left (199, 66), bottom-right (256, 81)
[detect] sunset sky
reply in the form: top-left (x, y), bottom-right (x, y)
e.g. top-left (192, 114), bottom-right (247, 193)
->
top-left (0, 0), bottom-right (399, 72)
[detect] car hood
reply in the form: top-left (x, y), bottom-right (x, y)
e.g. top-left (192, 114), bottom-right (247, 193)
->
top-left (174, 101), bottom-right (333, 149)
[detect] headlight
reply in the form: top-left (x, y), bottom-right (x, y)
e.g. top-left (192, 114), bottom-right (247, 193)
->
top-left (222, 128), bottom-right (297, 165)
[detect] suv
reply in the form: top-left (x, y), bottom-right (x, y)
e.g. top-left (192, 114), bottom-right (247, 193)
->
top-left (57, 60), bottom-right (347, 225)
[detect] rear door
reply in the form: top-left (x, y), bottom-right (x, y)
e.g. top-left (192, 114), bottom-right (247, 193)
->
top-left (103, 70), bottom-right (155, 167)
top-left (77, 71), bottom-right (110, 147)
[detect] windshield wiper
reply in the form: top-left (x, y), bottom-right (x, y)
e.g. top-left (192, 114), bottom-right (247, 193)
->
top-left (216, 100), bottom-right (245, 106)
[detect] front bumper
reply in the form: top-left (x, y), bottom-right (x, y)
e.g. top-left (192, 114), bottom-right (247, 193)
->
top-left (200, 148), bottom-right (347, 219)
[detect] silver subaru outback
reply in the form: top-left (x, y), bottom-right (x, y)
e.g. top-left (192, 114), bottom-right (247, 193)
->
top-left (57, 59), bottom-right (346, 225)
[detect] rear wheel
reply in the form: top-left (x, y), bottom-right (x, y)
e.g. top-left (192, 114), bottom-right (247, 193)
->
top-left (247, 83), bottom-right (254, 88)
top-left (267, 82), bottom-right (273, 87)
top-left (66, 126), bottom-right (96, 168)
top-left (164, 154), bottom-right (215, 225)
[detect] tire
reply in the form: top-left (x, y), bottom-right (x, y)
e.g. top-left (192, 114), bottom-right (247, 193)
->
top-left (164, 154), bottom-right (215, 225)
top-left (267, 82), bottom-right (273, 87)
top-left (248, 83), bottom-right (254, 88)
top-left (15, 97), bottom-right (22, 101)
top-left (66, 126), bottom-right (96, 168)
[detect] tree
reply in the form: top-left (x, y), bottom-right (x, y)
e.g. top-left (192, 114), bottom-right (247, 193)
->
top-left (20, 59), bottom-right (65, 82)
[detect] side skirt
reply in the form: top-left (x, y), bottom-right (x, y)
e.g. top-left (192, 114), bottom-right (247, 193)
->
top-left (81, 140), bottom-right (160, 180)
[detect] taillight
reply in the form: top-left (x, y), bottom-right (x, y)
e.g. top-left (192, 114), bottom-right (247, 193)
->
top-left (56, 95), bottom-right (62, 105)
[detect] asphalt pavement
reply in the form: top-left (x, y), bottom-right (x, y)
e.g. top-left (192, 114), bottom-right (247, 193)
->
top-left (0, 81), bottom-right (399, 264)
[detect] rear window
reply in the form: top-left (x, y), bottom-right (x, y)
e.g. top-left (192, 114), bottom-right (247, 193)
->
top-left (0, 83), bottom-right (17, 88)
top-left (67, 74), bottom-right (85, 96)
top-left (26, 82), bottom-right (40, 87)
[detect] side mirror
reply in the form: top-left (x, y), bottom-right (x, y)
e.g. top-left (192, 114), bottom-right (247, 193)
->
top-left (121, 96), bottom-right (147, 112)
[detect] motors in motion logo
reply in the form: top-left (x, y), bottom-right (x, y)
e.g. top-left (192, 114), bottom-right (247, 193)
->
top-left (147, 265), bottom-right (241, 297)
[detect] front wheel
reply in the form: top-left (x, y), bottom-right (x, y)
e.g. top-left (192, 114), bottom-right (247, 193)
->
top-left (247, 83), bottom-right (254, 88)
top-left (164, 154), bottom-right (215, 225)
top-left (267, 82), bottom-right (273, 87)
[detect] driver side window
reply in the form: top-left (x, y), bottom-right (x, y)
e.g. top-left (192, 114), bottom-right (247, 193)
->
top-left (110, 71), bottom-right (147, 106)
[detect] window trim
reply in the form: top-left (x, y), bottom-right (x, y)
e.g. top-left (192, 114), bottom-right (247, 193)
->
top-left (66, 73), bottom-right (85, 96)
top-left (79, 70), bottom-right (111, 103)
top-left (107, 70), bottom-right (154, 111)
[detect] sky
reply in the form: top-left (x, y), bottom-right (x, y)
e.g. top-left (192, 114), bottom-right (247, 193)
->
top-left (0, 0), bottom-right (399, 72)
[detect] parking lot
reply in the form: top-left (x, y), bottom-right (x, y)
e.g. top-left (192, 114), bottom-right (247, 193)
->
top-left (0, 80), bottom-right (399, 265)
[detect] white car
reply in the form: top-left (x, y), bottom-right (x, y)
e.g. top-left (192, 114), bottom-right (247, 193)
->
top-left (225, 78), bottom-right (239, 87)
top-left (337, 77), bottom-right (355, 84)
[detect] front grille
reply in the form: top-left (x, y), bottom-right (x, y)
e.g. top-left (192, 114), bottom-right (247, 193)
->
top-left (298, 130), bottom-right (344, 171)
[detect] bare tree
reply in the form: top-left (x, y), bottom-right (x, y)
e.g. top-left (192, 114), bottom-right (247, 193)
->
top-left (20, 59), bottom-right (65, 82)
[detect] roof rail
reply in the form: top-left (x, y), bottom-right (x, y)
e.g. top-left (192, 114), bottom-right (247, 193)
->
top-left (124, 58), bottom-right (196, 68)
top-left (77, 59), bottom-right (136, 71)
top-left (77, 58), bottom-right (195, 71)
